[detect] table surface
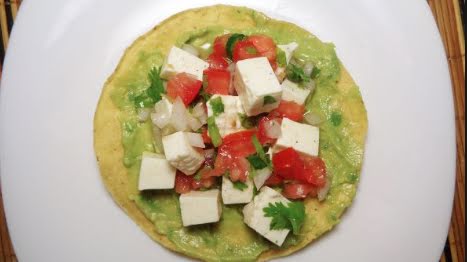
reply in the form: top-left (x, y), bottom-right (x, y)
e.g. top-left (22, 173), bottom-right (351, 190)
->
top-left (0, 0), bottom-right (464, 261)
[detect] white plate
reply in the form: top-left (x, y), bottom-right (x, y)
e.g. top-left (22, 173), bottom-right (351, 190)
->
top-left (0, 0), bottom-right (456, 261)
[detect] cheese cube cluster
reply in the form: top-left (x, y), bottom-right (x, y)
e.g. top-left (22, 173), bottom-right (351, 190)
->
top-left (207, 95), bottom-right (245, 137)
top-left (162, 131), bottom-right (205, 175)
top-left (274, 118), bottom-right (320, 157)
top-left (234, 57), bottom-right (282, 116)
top-left (179, 189), bottom-right (222, 226)
top-left (138, 152), bottom-right (176, 190)
top-left (221, 176), bottom-right (254, 204)
top-left (243, 187), bottom-right (291, 246)
top-left (161, 46), bottom-right (208, 81)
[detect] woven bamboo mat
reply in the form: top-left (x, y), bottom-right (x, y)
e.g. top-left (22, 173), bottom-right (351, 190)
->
top-left (0, 1), bottom-right (464, 261)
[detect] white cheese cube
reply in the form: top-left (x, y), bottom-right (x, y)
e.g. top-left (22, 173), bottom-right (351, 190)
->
top-left (274, 118), bottom-right (319, 157)
top-left (234, 57), bottom-right (282, 116)
top-left (161, 46), bottom-right (209, 81)
top-left (162, 131), bottom-right (204, 175)
top-left (281, 79), bottom-right (311, 106)
top-left (221, 176), bottom-right (254, 204)
top-left (243, 187), bottom-right (290, 246)
top-left (207, 95), bottom-right (245, 137)
top-left (138, 152), bottom-right (176, 190)
top-left (278, 42), bottom-right (299, 64)
top-left (179, 189), bottom-right (222, 226)
top-left (185, 132), bottom-right (205, 148)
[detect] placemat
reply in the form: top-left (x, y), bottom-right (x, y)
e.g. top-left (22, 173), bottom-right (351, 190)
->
top-left (0, 1), bottom-right (464, 261)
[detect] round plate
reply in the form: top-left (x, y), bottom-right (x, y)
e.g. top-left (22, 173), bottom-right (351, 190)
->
top-left (0, 0), bottom-right (455, 261)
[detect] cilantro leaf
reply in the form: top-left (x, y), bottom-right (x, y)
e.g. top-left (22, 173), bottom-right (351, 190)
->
top-left (276, 49), bottom-right (287, 67)
top-left (132, 67), bottom-right (165, 108)
top-left (207, 116), bottom-right (222, 147)
top-left (238, 113), bottom-right (255, 129)
top-left (286, 63), bottom-right (310, 84)
top-left (233, 181), bottom-right (248, 191)
top-left (310, 66), bottom-right (321, 79)
top-left (252, 135), bottom-right (267, 161)
top-left (263, 95), bottom-right (277, 106)
top-left (246, 155), bottom-right (268, 170)
top-left (263, 201), bottom-right (305, 235)
top-left (209, 97), bottom-right (224, 116)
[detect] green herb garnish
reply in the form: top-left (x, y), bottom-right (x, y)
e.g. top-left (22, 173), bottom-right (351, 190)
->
top-left (276, 49), bottom-right (287, 67)
top-left (310, 66), bottom-right (321, 79)
top-left (193, 171), bottom-right (202, 181)
top-left (233, 181), bottom-right (248, 191)
top-left (238, 113), bottom-right (255, 129)
top-left (207, 116), bottom-right (222, 147)
top-left (252, 135), bottom-right (267, 161)
top-left (263, 95), bottom-right (277, 106)
top-left (263, 201), bottom-right (305, 235)
top-left (286, 63), bottom-right (310, 84)
top-left (209, 97), bottom-right (224, 116)
top-left (226, 33), bottom-right (246, 58)
top-left (132, 67), bottom-right (165, 108)
top-left (246, 155), bottom-right (268, 170)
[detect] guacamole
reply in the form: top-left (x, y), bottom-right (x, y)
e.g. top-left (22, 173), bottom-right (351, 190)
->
top-left (94, 5), bottom-right (367, 261)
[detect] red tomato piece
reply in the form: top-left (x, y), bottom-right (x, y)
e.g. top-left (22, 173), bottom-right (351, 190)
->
top-left (213, 130), bottom-right (258, 182)
top-left (282, 183), bottom-right (318, 199)
top-left (247, 34), bottom-right (277, 63)
top-left (207, 53), bottom-right (229, 70)
top-left (232, 40), bottom-right (259, 62)
top-left (203, 69), bottom-right (230, 95)
top-left (264, 172), bottom-right (284, 186)
top-left (175, 172), bottom-right (193, 194)
top-left (213, 34), bottom-right (231, 57)
top-left (166, 73), bottom-right (202, 106)
top-left (272, 147), bottom-right (304, 180)
top-left (257, 116), bottom-right (282, 145)
top-left (269, 100), bottom-right (305, 122)
top-left (201, 127), bottom-right (212, 145)
top-left (301, 155), bottom-right (327, 187)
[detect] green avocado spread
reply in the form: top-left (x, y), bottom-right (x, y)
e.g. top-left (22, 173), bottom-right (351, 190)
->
top-left (108, 6), bottom-right (366, 262)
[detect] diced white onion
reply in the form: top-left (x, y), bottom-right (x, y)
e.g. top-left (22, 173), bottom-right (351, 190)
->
top-left (192, 102), bottom-right (208, 125)
top-left (304, 112), bottom-right (323, 126)
top-left (317, 174), bottom-right (332, 201)
top-left (152, 125), bottom-right (164, 154)
top-left (170, 97), bottom-right (189, 131)
top-left (303, 79), bottom-right (316, 93)
top-left (186, 112), bottom-right (203, 131)
top-left (151, 99), bottom-right (172, 129)
top-left (303, 62), bottom-right (314, 77)
top-left (185, 132), bottom-right (205, 148)
top-left (264, 119), bottom-right (282, 139)
top-left (181, 44), bottom-right (199, 57)
top-left (137, 108), bottom-right (151, 122)
top-left (253, 168), bottom-right (272, 189)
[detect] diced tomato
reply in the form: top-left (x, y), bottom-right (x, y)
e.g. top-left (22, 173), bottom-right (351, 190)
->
top-left (175, 172), bottom-right (193, 194)
top-left (201, 127), bottom-right (212, 145)
top-left (166, 73), bottom-right (202, 106)
top-left (264, 172), bottom-right (284, 186)
top-left (192, 167), bottom-right (217, 189)
top-left (213, 130), bottom-right (258, 182)
top-left (207, 53), bottom-right (229, 70)
top-left (232, 40), bottom-right (259, 62)
top-left (247, 34), bottom-right (277, 63)
top-left (257, 116), bottom-right (282, 145)
top-left (269, 100), bottom-right (305, 122)
top-left (203, 69), bottom-right (230, 95)
top-left (301, 155), bottom-right (327, 187)
top-left (213, 34), bottom-right (231, 57)
top-left (272, 147), bottom-right (304, 181)
top-left (282, 183), bottom-right (318, 199)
